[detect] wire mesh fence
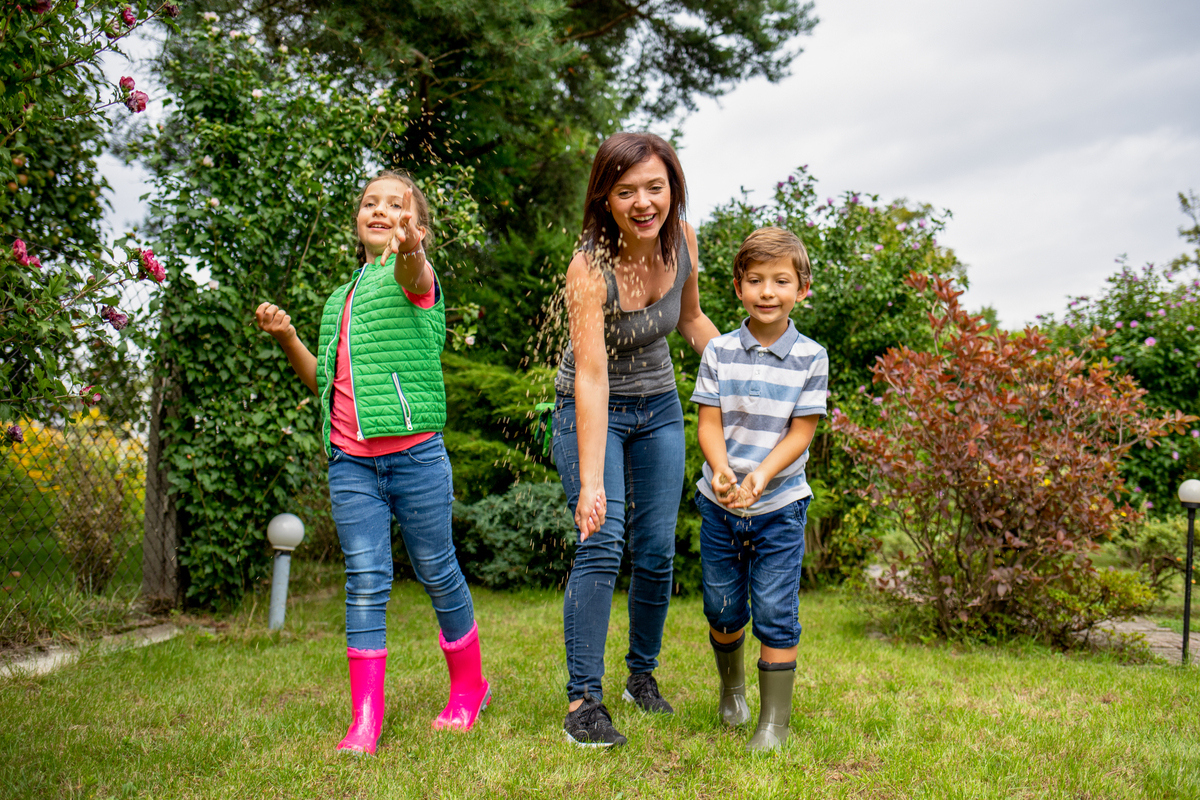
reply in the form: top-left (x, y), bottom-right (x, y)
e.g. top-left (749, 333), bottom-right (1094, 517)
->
top-left (2, 279), bottom-right (159, 640)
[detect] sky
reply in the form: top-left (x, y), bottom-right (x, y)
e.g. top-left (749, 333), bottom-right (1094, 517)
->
top-left (675, 0), bottom-right (1200, 328)
top-left (102, 0), bottom-right (1200, 328)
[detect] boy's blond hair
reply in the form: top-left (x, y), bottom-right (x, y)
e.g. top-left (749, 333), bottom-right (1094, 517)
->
top-left (732, 227), bottom-right (811, 288)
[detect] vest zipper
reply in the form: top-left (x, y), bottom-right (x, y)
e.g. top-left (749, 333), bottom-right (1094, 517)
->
top-left (345, 267), bottom-right (368, 442)
top-left (392, 373), bottom-right (414, 431)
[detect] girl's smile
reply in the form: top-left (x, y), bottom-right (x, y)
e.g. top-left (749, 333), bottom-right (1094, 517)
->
top-left (356, 178), bottom-right (421, 258)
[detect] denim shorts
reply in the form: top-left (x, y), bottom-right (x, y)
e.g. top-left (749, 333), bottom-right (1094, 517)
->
top-left (695, 491), bottom-right (809, 649)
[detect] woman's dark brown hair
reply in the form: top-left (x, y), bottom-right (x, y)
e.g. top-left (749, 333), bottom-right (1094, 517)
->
top-left (353, 169), bottom-right (432, 266)
top-left (580, 132), bottom-right (687, 269)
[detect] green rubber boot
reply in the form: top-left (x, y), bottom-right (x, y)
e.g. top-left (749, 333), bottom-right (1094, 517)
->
top-left (747, 659), bottom-right (795, 752)
top-left (710, 633), bottom-right (751, 727)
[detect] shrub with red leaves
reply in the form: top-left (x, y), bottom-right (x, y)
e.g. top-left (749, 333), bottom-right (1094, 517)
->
top-left (832, 272), bottom-right (1196, 643)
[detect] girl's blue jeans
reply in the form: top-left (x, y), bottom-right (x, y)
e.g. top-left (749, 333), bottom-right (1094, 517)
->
top-left (553, 390), bottom-right (685, 702)
top-left (327, 434), bottom-right (475, 650)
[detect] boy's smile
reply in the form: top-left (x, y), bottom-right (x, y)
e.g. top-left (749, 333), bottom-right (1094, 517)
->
top-left (735, 257), bottom-right (806, 345)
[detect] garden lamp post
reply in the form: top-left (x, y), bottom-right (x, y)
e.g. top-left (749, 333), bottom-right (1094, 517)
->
top-left (1177, 480), bottom-right (1200, 665)
top-left (267, 513), bottom-right (305, 631)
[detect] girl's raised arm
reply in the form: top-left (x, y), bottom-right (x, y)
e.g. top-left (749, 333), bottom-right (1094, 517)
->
top-left (256, 301), bottom-right (317, 394)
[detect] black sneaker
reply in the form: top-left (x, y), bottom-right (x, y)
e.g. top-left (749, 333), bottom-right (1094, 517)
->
top-left (622, 672), bottom-right (674, 714)
top-left (564, 694), bottom-right (627, 747)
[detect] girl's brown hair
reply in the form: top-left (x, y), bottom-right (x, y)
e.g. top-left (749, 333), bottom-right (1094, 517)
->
top-left (580, 132), bottom-right (687, 269)
top-left (353, 169), bottom-right (432, 266)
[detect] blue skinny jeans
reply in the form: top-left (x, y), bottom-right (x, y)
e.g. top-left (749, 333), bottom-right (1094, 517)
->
top-left (327, 434), bottom-right (475, 650)
top-left (553, 390), bottom-right (684, 702)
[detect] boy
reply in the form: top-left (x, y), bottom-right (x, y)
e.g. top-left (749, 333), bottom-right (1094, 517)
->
top-left (690, 227), bottom-right (827, 752)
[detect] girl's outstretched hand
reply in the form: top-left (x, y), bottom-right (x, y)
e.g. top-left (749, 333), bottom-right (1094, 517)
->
top-left (576, 486), bottom-right (607, 542)
top-left (383, 187), bottom-right (424, 259)
top-left (256, 301), bottom-right (295, 342)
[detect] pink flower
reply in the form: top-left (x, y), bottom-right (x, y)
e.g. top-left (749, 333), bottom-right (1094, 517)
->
top-left (139, 249), bottom-right (165, 282)
top-left (120, 6), bottom-right (135, 26)
top-left (1189, 325), bottom-right (1196, 332)
top-left (1131, 321), bottom-right (1138, 328)
top-left (1113, 355), bottom-right (1124, 362)
top-left (119, 76), bottom-right (135, 93)
top-left (1191, 430), bottom-right (1199, 438)
top-left (775, 215), bottom-right (784, 224)
top-left (1145, 337), bottom-right (1156, 346)
top-left (100, 306), bottom-right (129, 331)
top-left (31, 0), bottom-right (52, 13)
top-left (79, 386), bottom-right (102, 407)
top-left (12, 239), bottom-right (28, 264)
top-left (1115, 321), bottom-right (1123, 328)
top-left (163, 4), bottom-right (180, 18)
top-left (1159, 309), bottom-right (1166, 316)
top-left (896, 222), bottom-right (907, 231)
top-left (5, 424), bottom-right (22, 444)
top-left (124, 90), bottom-right (148, 113)
top-left (1146, 311), bottom-right (1154, 317)
top-left (1173, 452), bottom-right (1180, 461)
top-left (874, 244), bottom-right (883, 251)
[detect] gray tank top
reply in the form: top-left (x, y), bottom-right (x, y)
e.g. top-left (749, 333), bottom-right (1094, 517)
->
top-left (555, 240), bottom-right (692, 397)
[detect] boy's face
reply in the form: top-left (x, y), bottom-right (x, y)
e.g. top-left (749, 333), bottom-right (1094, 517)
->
top-left (735, 257), bottom-right (806, 327)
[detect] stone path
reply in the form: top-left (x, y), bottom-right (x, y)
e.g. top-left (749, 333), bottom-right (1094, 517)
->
top-left (0, 623), bottom-right (182, 679)
top-left (1086, 617), bottom-right (1198, 666)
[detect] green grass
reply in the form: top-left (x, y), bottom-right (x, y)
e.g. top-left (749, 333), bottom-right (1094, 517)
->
top-left (2, 584), bottom-right (1199, 799)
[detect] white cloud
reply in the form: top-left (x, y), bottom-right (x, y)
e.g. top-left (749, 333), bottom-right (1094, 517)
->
top-left (678, 0), bottom-right (1200, 328)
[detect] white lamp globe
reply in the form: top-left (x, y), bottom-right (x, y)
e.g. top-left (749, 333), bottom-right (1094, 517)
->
top-left (1179, 480), bottom-right (1200, 506)
top-left (267, 513), bottom-right (305, 551)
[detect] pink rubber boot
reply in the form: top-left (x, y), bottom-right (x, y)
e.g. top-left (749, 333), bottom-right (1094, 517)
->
top-left (432, 622), bottom-right (491, 731)
top-left (336, 647), bottom-right (387, 755)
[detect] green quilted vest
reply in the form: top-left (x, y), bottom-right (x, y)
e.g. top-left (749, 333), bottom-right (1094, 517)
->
top-left (316, 254), bottom-right (447, 456)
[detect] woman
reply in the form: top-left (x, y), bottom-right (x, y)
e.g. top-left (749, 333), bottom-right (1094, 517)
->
top-left (553, 132), bottom-right (719, 747)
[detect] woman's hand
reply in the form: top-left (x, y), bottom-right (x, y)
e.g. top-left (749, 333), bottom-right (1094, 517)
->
top-left (255, 302), bottom-right (296, 343)
top-left (576, 485), bottom-right (607, 541)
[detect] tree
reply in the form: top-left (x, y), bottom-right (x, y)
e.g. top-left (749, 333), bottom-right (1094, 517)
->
top-left (151, 0), bottom-right (818, 362)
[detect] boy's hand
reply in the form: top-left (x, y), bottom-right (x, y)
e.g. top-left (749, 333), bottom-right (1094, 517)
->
top-left (712, 468), bottom-right (741, 507)
top-left (727, 470), bottom-right (768, 509)
top-left (256, 302), bottom-right (296, 343)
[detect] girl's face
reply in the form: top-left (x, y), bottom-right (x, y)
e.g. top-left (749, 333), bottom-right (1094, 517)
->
top-left (356, 178), bottom-right (417, 258)
top-left (606, 155), bottom-right (671, 250)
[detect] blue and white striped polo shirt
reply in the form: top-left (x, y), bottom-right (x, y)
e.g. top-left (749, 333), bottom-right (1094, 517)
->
top-left (691, 319), bottom-right (828, 516)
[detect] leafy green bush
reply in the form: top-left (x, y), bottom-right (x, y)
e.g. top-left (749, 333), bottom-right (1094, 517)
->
top-left (136, 22), bottom-right (482, 606)
top-left (690, 166), bottom-right (963, 584)
top-left (1104, 515), bottom-right (1188, 599)
top-left (1045, 194), bottom-right (1200, 515)
top-left (453, 482), bottom-right (575, 590)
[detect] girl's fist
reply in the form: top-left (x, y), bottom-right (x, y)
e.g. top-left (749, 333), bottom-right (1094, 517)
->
top-left (256, 302), bottom-right (295, 342)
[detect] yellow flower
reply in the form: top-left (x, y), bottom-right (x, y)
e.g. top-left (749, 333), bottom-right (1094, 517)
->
top-left (1043, 478), bottom-right (1052, 486)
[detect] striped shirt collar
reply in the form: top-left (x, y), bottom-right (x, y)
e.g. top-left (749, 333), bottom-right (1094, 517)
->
top-left (737, 318), bottom-right (800, 359)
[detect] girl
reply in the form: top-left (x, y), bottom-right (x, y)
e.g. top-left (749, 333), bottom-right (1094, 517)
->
top-left (554, 133), bottom-right (720, 746)
top-left (255, 170), bottom-right (490, 755)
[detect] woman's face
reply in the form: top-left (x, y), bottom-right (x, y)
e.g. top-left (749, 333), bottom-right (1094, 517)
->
top-left (606, 155), bottom-right (671, 250)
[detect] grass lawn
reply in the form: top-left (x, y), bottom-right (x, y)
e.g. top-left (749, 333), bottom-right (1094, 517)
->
top-left (2, 582), bottom-right (1199, 799)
